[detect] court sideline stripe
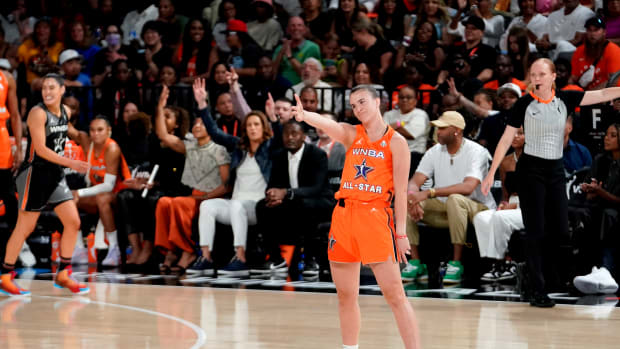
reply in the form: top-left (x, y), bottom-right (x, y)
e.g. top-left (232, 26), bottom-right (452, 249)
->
top-left (34, 295), bottom-right (207, 349)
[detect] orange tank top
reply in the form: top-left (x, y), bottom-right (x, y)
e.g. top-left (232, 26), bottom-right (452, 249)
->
top-left (336, 125), bottom-right (395, 204)
top-left (87, 138), bottom-right (131, 192)
top-left (0, 70), bottom-right (11, 169)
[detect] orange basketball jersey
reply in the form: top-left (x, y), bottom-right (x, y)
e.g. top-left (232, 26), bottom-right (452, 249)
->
top-left (0, 70), bottom-right (12, 169)
top-left (336, 125), bottom-right (395, 204)
top-left (87, 138), bottom-right (131, 192)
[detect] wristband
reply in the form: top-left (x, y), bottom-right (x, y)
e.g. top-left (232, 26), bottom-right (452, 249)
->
top-left (429, 188), bottom-right (436, 198)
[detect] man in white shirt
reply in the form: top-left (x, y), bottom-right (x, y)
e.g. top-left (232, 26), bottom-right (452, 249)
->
top-left (120, 2), bottom-right (159, 46)
top-left (286, 58), bottom-right (333, 112)
top-left (535, 0), bottom-right (594, 60)
top-left (403, 111), bottom-right (495, 284)
top-left (383, 86), bottom-right (430, 177)
top-left (254, 120), bottom-right (333, 277)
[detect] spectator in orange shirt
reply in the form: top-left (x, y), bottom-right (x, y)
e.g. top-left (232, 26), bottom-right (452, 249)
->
top-left (482, 55), bottom-right (527, 94)
top-left (570, 17), bottom-right (620, 90)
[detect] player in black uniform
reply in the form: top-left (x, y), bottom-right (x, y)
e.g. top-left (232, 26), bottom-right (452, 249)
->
top-left (0, 74), bottom-right (90, 296)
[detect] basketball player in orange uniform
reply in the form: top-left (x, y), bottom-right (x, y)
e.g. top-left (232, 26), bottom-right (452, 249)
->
top-left (292, 85), bottom-right (420, 349)
top-left (0, 63), bottom-right (22, 230)
top-left (68, 116), bottom-right (132, 267)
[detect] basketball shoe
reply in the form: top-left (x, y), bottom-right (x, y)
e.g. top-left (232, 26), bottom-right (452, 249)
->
top-left (0, 271), bottom-right (31, 296)
top-left (54, 266), bottom-right (90, 295)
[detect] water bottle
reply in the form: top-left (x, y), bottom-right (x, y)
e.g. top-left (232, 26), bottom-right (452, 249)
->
top-left (298, 253), bottom-right (305, 280)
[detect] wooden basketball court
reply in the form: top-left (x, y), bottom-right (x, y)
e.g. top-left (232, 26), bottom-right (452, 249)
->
top-left (0, 279), bottom-right (619, 348)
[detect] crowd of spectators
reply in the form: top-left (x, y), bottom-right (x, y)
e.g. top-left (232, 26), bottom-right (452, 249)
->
top-left (1, 0), bottom-right (619, 295)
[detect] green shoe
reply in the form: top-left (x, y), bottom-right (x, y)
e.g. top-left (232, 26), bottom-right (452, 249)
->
top-left (443, 260), bottom-right (464, 284)
top-left (401, 259), bottom-right (428, 282)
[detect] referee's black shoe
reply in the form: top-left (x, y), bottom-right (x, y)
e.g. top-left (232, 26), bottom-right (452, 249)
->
top-left (530, 293), bottom-right (556, 308)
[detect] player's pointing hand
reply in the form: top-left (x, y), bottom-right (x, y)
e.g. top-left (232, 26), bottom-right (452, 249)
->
top-left (291, 94), bottom-right (305, 122)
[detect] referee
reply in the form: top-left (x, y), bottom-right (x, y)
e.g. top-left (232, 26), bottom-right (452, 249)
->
top-left (482, 58), bottom-right (620, 307)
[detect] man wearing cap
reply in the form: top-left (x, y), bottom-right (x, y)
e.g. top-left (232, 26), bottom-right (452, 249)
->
top-left (58, 49), bottom-right (92, 128)
top-left (273, 16), bottom-right (321, 85)
top-left (535, 0), bottom-right (594, 60)
top-left (570, 17), bottom-right (620, 90)
top-left (403, 111), bottom-right (495, 283)
top-left (444, 16), bottom-right (496, 83)
top-left (221, 19), bottom-right (263, 80)
top-left (248, 0), bottom-right (283, 52)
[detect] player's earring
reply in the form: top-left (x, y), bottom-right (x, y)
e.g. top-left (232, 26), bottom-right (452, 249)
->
top-left (454, 133), bottom-right (458, 136)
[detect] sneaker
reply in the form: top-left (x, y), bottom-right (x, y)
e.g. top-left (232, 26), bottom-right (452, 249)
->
top-left (218, 257), bottom-right (249, 277)
top-left (443, 260), bottom-right (463, 284)
top-left (480, 263), bottom-right (501, 283)
top-left (401, 259), bottom-right (428, 282)
top-left (71, 246), bottom-right (88, 265)
top-left (573, 267), bottom-right (619, 295)
top-left (101, 245), bottom-right (121, 267)
top-left (250, 257), bottom-right (288, 274)
top-left (302, 257), bottom-right (320, 277)
top-left (54, 267), bottom-right (90, 295)
top-left (18, 243), bottom-right (36, 268)
top-left (530, 293), bottom-right (555, 308)
top-left (0, 271), bottom-right (31, 296)
top-left (186, 257), bottom-right (215, 276)
top-left (498, 261), bottom-right (517, 281)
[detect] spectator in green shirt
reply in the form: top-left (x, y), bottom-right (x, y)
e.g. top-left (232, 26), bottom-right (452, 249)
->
top-left (272, 16), bottom-right (321, 85)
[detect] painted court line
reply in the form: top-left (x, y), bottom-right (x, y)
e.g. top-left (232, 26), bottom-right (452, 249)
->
top-left (35, 295), bottom-right (207, 349)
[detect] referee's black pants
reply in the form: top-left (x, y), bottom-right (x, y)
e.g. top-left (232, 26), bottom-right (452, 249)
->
top-left (517, 154), bottom-right (567, 296)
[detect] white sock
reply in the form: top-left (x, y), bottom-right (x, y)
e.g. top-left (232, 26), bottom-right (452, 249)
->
top-left (106, 230), bottom-right (118, 248)
top-left (343, 345), bottom-right (359, 349)
top-left (75, 230), bottom-right (85, 249)
top-left (94, 219), bottom-right (108, 249)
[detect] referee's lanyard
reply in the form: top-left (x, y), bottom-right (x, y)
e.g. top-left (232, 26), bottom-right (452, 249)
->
top-left (222, 120), bottom-right (239, 137)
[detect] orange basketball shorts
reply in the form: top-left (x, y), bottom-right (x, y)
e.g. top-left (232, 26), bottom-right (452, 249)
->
top-left (328, 199), bottom-right (397, 264)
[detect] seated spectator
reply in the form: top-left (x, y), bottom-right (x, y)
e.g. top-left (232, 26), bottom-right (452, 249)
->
top-left (68, 116), bottom-right (132, 267)
top-left (300, 0), bottom-right (333, 43)
top-left (174, 18), bottom-right (212, 84)
top-left (91, 24), bottom-right (139, 87)
top-left (394, 64), bottom-right (438, 112)
top-left (383, 85), bottom-right (430, 177)
top-left (0, 0), bottom-right (35, 45)
top-left (555, 58), bottom-right (585, 92)
top-left (330, 0), bottom-right (367, 53)
top-left (476, 83), bottom-right (522, 155)
top-left (17, 18), bottom-right (64, 87)
top-left (64, 20), bottom-right (100, 76)
top-left (245, 55), bottom-right (292, 110)
top-left (483, 55), bottom-right (527, 93)
top-left (86, 0), bottom-right (120, 36)
top-left (400, 20), bottom-right (446, 86)
top-left (254, 120), bottom-right (334, 277)
top-left (57, 49), bottom-right (93, 129)
top-left (351, 15), bottom-right (395, 84)
top-left (273, 16), bottom-right (321, 85)
top-left (314, 112), bottom-right (346, 180)
top-left (573, 124), bottom-right (620, 294)
top-left (120, 1), bottom-right (159, 47)
top-left (415, 0), bottom-right (452, 45)
top-left (209, 0), bottom-right (238, 70)
top-left (404, 111), bottom-right (496, 283)
top-left (374, 0), bottom-right (407, 47)
top-left (442, 53), bottom-right (484, 101)
top-left (448, 2), bottom-right (504, 48)
top-left (564, 115), bottom-right (593, 174)
top-left (442, 16), bottom-right (496, 84)
top-left (154, 86), bottom-right (230, 274)
top-left (473, 127), bottom-right (525, 282)
top-left (0, 27), bottom-right (18, 70)
top-left (447, 79), bottom-right (496, 139)
top-left (139, 20), bottom-right (173, 85)
top-left (535, 0), bottom-right (594, 60)
top-left (506, 27), bottom-right (533, 81)
top-left (159, 64), bottom-right (178, 87)
top-left (286, 58), bottom-right (334, 112)
top-left (97, 59), bottom-right (141, 124)
top-left (603, 0), bottom-right (620, 45)
top-left (156, 0), bottom-right (188, 48)
top-left (248, 0), bottom-right (283, 53)
top-left (570, 17), bottom-right (620, 90)
top-left (275, 97), bottom-right (294, 124)
top-left (207, 61), bottom-right (230, 112)
top-left (196, 78), bottom-right (281, 276)
top-left (499, 0), bottom-right (548, 53)
top-left (320, 33), bottom-right (349, 86)
top-left (299, 86), bottom-right (320, 114)
top-left (220, 20), bottom-right (264, 82)
top-left (116, 104), bottom-right (191, 268)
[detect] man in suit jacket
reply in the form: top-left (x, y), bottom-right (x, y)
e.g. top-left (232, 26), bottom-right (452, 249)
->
top-left (253, 120), bottom-right (334, 277)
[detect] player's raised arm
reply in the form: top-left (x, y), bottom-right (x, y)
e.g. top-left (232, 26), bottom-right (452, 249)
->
top-left (291, 93), bottom-right (356, 148)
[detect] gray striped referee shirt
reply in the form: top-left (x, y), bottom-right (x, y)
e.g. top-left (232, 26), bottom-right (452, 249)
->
top-left (507, 90), bottom-right (585, 160)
